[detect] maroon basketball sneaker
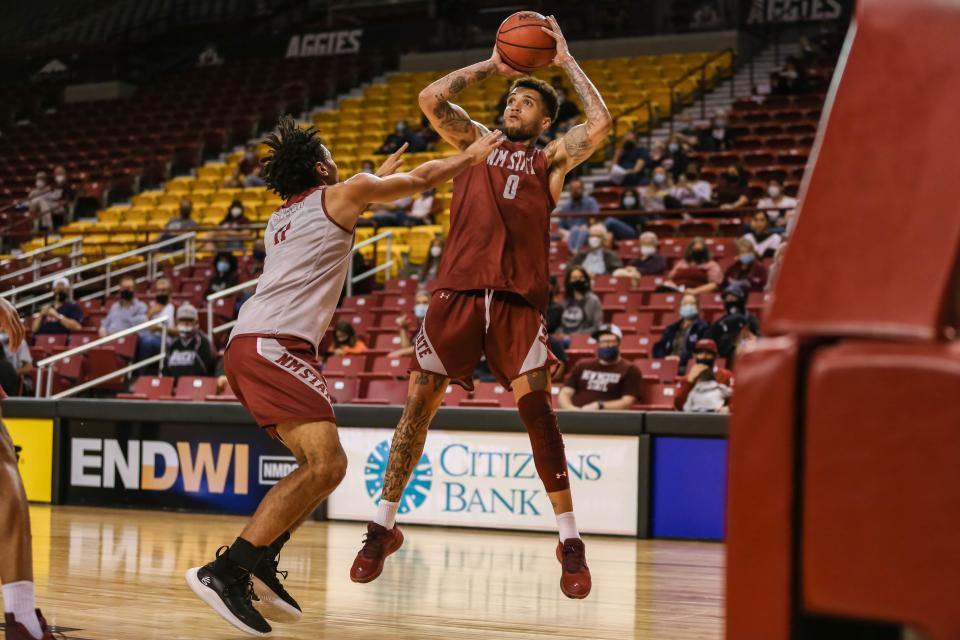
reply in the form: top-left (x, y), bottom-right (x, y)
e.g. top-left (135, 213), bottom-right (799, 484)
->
top-left (556, 538), bottom-right (592, 599)
top-left (349, 522), bottom-right (404, 583)
top-left (4, 609), bottom-right (60, 640)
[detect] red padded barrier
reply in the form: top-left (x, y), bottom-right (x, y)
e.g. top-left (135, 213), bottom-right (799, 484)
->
top-left (802, 341), bottom-right (960, 640)
top-left (765, 0), bottom-right (960, 341)
top-left (725, 336), bottom-right (799, 640)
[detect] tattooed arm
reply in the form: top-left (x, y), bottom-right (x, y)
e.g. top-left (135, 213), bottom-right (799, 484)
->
top-left (540, 16), bottom-right (613, 196)
top-left (418, 49), bottom-right (521, 151)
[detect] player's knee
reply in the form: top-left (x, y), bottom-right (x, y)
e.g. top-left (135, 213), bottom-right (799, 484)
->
top-left (303, 447), bottom-right (347, 491)
top-left (517, 391), bottom-right (569, 492)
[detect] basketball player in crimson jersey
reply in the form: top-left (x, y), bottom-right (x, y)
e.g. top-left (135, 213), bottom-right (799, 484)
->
top-left (185, 115), bottom-right (505, 636)
top-left (0, 299), bottom-right (60, 640)
top-left (350, 16), bottom-right (611, 599)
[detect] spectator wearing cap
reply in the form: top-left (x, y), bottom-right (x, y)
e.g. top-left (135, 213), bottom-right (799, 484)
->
top-left (652, 293), bottom-right (712, 373)
top-left (675, 339), bottom-right (734, 413)
top-left (558, 324), bottom-right (642, 411)
top-left (723, 237), bottom-right (768, 293)
top-left (566, 224), bottom-right (623, 276)
top-left (162, 304), bottom-right (216, 377)
top-left (32, 277), bottom-right (84, 336)
top-left (710, 284), bottom-right (761, 365)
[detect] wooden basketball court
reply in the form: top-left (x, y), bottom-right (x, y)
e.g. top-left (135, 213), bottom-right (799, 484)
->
top-left (20, 505), bottom-right (723, 639)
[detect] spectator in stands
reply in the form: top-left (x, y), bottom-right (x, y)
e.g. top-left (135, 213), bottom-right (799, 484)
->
top-left (698, 110), bottom-right (735, 151)
top-left (558, 324), bottom-right (642, 410)
top-left (545, 275), bottom-right (564, 335)
top-left (604, 188), bottom-right (641, 241)
top-left (371, 196), bottom-right (413, 227)
top-left (331, 321), bottom-right (368, 356)
top-left (672, 164), bottom-right (712, 208)
top-left (216, 200), bottom-right (252, 250)
top-left (244, 164), bottom-right (266, 188)
top-left (653, 293), bottom-right (711, 370)
top-left (161, 198), bottom-right (198, 240)
top-left (206, 251), bottom-right (239, 296)
top-left (26, 171), bottom-right (54, 231)
top-left (414, 115), bottom-right (440, 151)
top-left (662, 237), bottom-right (723, 294)
top-left (360, 160), bottom-right (376, 174)
top-left (608, 132), bottom-right (649, 186)
top-left (377, 120), bottom-right (424, 154)
top-left (675, 339), bottom-right (734, 413)
top-left (100, 276), bottom-right (148, 338)
top-left (551, 88), bottom-right (581, 136)
top-left (144, 277), bottom-right (177, 348)
top-left (407, 188), bottom-right (439, 226)
top-left (690, 2), bottom-right (723, 30)
top-left (197, 43), bottom-right (224, 67)
top-left (419, 236), bottom-right (445, 283)
top-left (665, 134), bottom-right (690, 178)
top-left (755, 178), bottom-right (797, 228)
top-left (716, 165), bottom-right (750, 209)
top-left (556, 178), bottom-right (599, 252)
top-left (641, 166), bottom-right (673, 212)
top-left (560, 267), bottom-right (603, 335)
top-left (48, 165), bottom-right (75, 228)
top-left (162, 304), bottom-right (216, 378)
top-left (724, 237), bottom-right (768, 292)
top-left (743, 210), bottom-right (783, 258)
top-left (226, 144), bottom-right (259, 187)
top-left (249, 239), bottom-right (267, 277)
top-left (613, 231), bottom-right (668, 281)
top-left (0, 330), bottom-right (34, 396)
top-left (567, 224), bottom-right (622, 276)
top-left (0, 348), bottom-right (18, 397)
top-left (387, 290), bottom-right (430, 358)
top-left (32, 277), bottom-right (83, 335)
top-left (711, 284), bottom-right (761, 365)
top-left (774, 57), bottom-right (809, 95)
top-left (672, 113), bottom-right (701, 148)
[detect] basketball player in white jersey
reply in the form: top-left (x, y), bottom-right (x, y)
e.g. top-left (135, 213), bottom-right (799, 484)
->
top-left (186, 115), bottom-right (505, 636)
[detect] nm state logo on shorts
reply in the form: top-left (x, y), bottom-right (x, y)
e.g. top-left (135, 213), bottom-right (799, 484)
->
top-left (364, 440), bottom-right (432, 513)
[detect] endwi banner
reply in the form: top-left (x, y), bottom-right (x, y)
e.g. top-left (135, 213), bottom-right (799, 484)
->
top-left (741, 0), bottom-right (853, 25)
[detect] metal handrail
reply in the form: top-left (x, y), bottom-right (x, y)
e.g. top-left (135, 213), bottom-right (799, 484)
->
top-left (206, 277), bottom-right (259, 340)
top-left (0, 237), bottom-right (84, 285)
top-left (35, 315), bottom-right (169, 399)
top-left (668, 47), bottom-right (736, 130)
top-left (609, 98), bottom-right (657, 151)
top-left (1, 233), bottom-right (196, 313)
top-left (347, 230), bottom-right (394, 297)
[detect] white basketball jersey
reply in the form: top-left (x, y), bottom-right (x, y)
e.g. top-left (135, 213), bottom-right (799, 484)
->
top-left (230, 185), bottom-right (353, 351)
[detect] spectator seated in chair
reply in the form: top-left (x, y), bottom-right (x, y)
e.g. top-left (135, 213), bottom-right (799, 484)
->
top-left (755, 178), bottom-right (798, 231)
top-left (560, 266), bottom-right (604, 336)
top-left (387, 290), bottom-right (430, 358)
top-left (406, 187), bottom-right (440, 226)
top-left (0, 330), bottom-right (34, 396)
top-left (0, 346), bottom-right (19, 397)
top-left (224, 143), bottom-right (260, 188)
top-left (206, 251), bottom-right (240, 297)
top-left (640, 166), bottom-right (674, 212)
top-left (710, 284), bottom-right (761, 367)
top-left (614, 231), bottom-right (668, 283)
top-left (670, 164), bottom-right (712, 208)
top-left (604, 188), bottom-right (642, 241)
top-left (162, 304), bottom-right (216, 378)
top-left (652, 292), bottom-right (712, 373)
top-left (555, 178), bottom-right (600, 253)
top-left (214, 200), bottom-right (253, 251)
top-left (100, 276), bottom-right (148, 339)
top-left (330, 321), bottom-right (368, 357)
top-left (723, 237), bottom-right (768, 293)
top-left (161, 198), bottom-right (199, 240)
top-left (716, 164), bottom-right (750, 209)
top-left (567, 224), bottom-right (623, 276)
top-left (608, 132), bottom-right (650, 187)
top-left (742, 209), bottom-right (784, 258)
top-left (661, 236), bottom-right (724, 295)
top-left (557, 324), bottom-right (642, 411)
top-left (696, 109), bottom-right (736, 152)
top-left (376, 119), bottom-right (426, 154)
top-left (674, 339), bottom-right (734, 413)
top-left (32, 277), bottom-right (83, 336)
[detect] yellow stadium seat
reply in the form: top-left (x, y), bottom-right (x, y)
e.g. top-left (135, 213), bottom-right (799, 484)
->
top-left (157, 193), bottom-right (182, 207)
top-left (131, 191), bottom-right (162, 207)
top-left (190, 190), bottom-right (214, 205)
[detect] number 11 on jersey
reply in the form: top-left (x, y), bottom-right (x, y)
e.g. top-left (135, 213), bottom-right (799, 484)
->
top-left (502, 174), bottom-right (520, 200)
top-left (273, 222), bottom-right (292, 245)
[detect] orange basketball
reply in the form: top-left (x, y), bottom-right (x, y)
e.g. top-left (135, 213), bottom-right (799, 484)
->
top-left (495, 11), bottom-right (556, 72)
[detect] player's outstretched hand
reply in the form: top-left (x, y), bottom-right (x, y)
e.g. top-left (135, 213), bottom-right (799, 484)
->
top-left (540, 15), bottom-right (573, 66)
top-left (490, 45), bottom-right (525, 79)
top-left (376, 142), bottom-right (408, 177)
top-left (0, 298), bottom-right (24, 351)
top-left (464, 129), bottom-right (506, 164)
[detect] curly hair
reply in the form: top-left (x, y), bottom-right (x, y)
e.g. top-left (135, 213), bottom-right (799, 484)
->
top-left (261, 114), bottom-right (330, 200)
top-left (509, 77), bottom-right (559, 121)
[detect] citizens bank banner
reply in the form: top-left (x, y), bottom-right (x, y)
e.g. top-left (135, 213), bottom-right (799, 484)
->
top-left (327, 428), bottom-right (640, 535)
top-left (6, 418), bottom-right (54, 503)
top-left (63, 421), bottom-right (294, 514)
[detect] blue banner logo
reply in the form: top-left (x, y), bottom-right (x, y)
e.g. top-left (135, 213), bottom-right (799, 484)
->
top-left (364, 440), bottom-right (432, 513)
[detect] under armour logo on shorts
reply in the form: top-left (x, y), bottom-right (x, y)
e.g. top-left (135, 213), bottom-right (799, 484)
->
top-left (556, 471), bottom-right (567, 479)
top-left (439, 292), bottom-right (451, 300)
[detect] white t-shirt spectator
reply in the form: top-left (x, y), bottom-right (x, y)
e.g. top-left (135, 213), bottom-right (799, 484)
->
top-left (756, 195), bottom-right (797, 223)
top-left (408, 193), bottom-right (435, 222)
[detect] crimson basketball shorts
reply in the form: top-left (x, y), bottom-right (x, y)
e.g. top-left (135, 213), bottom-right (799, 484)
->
top-left (410, 289), bottom-right (557, 390)
top-left (224, 335), bottom-right (336, 436)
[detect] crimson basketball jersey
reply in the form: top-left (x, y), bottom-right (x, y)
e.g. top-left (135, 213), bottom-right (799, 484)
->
top-left (431, 140), bottom-right (554, 312)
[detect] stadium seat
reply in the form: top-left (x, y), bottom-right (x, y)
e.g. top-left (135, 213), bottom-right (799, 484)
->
top-left (323, 354), bottom-right (367, 377)
top-left (85, 348), bottom-right (129, 392)
top-left (167, 376), bottom-right (219, 402)
top-left (366, 355), bottom-right (411, 378)
top-left (356, 378), bottom-right (407, 405)
top-left (635, 378), bottom-right (676, 411)
top-left (635, 357), bottom-right (680, 383)
top-left (326, 377), bottom-right (359, 404)
top-left (441, 383), bottom-right (470, 406)
top-left (117, 375), bottom-right (174, 400)
top-left (471, 382), bottom-right (516, 407)
top-left (371, 333), bottom-right (404, 350)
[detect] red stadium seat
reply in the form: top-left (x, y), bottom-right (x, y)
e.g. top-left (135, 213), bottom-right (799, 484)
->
top-left (635, 357), bottom-right (680, 382)
top-left (167, 376), bottom-right (219, 401)
top-left (357, 378), bottom-right (408, 405)
top-left (634, 378), bottom-right (676, 411)
top-left (371, 333), bottom-right (404, 351)
top-left (472, 382), bottom-right (516, 407)
top-left (326, 377), bottom-right (359, 404)
top-left (611, 312), bottom-right (654, 336)
top-left (85, 348), bottom-right (129, 392)
top-left (117, 375), bottom-right (174, 400)
top-left (34, 334), bottom-right (67, 354)
top-left (441, 383), bottom-right (470, 406)
top-left (367, 355), bottom-right (411, 378)
top-left (323, 354), bottom-right (367, 377)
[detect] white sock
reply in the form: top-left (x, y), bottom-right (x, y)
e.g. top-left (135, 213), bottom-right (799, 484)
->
top-left (374, 500), bottom-right (399, 529)
top-left (557, 512), bottom-right (580, 542)
top-left (2, 581), bottom-right (43, 639)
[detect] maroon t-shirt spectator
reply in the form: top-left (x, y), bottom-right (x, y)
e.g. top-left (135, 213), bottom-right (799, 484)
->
top-left (564, 358), bottom-right (643, 407)
top-left (628, 253), bottom-right (668, 276)
top-left (723, 260), bottom-right (768, 292)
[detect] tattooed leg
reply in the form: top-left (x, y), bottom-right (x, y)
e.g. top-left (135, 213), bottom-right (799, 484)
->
top-left (380, 371), bottom-right (449, 502)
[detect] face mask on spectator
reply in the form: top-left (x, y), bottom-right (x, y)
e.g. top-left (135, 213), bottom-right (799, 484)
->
top-left (680, 304), bottom-right (698, 319)
top-left (587, 236), bottom-right (603, 249)
top-left (120, 289), bottom-right (134, 301)
top-left (724, 299), bottom-right (741, 314)
top-left (725, 173), bottom-right (739, 183)
top-left (640, 245), bottom-right (656, 257)
top-left (53, 291), bottom-right (66, 303)
top-left (36, 179), bottom-right (46, 189)
top-left (668, 142), bottom-right (679, 153)
top-left (230, 207), bottom-right (242, 218)
top-left (686, 171), bottom-right (698, 180)
top-left (216, 261), bottom-right (230, 274)
top-left (622, 140), bottom-right (636, 152)
top-left (739, 253), bottom-right (755, 265)
top-left (55, 174), bottom-right (66, 185)
top-left (768, 185), bottom-right (781, 198)
top-left (570, 279), bottom-right (589, 294)
top-left (689, 249), bottom-right (708, 263)
top-left (156, 294), bottom-right (169, 305)
top-left (598, 345), bottom-right (619, 361)
top-left (622, 196), bottom-right (637, 208)
top-left (430, 245), bottom-right (442, 258)
top-left (180, 205), bottom-right (192, 218)
top-left (414, 304), bottom-right (428, 319)
top-left (653, 173), bottom-right (666, 186)
top-left (177, 323), bottom-right (195, 336)
top-left (696, 355), bottom-right (716, 367)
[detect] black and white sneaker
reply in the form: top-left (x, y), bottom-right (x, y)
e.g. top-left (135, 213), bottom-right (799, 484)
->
top-left (185, 547), bottom-right (272, 637)
top-left (252, 552), bottom-right (302, 622)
